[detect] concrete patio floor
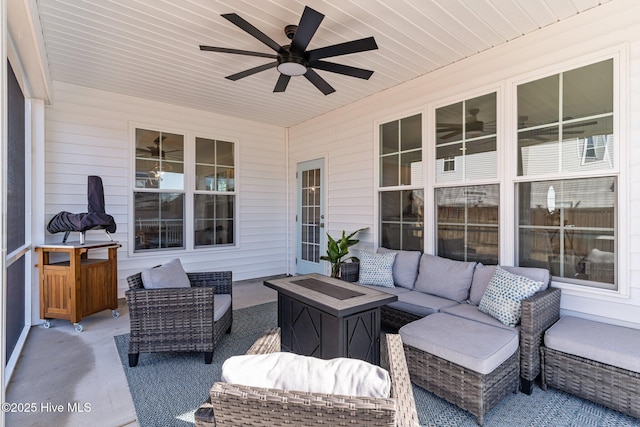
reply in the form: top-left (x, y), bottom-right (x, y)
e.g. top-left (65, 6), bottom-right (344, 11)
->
top-left (5, 277), bottom-right (278, 427)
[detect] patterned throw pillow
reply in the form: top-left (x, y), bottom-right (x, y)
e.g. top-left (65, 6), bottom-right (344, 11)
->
top-left (478, 266), bottom-right (543, 327)
top-left (357, 251), bottom-right (397, 288)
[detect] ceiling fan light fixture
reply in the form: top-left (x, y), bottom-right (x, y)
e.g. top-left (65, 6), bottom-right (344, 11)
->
top-left (277, 54), bottom-right (307, 76)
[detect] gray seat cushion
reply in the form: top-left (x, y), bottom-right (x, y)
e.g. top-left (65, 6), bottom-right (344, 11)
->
top-left (441, 303), bottom-right (518, 331)
top-left (214, 294), bottom-right (232, 322)
top-left (399, 313), bottom-right (519, 374)
top-left (388, 291), bottom-right (459, 318)
top-left (377, 247), bottom-right (422, 289)
top-left (544, 316), bottom-right (640, 373)
top-left (413, 254), bottom-right (476, 302)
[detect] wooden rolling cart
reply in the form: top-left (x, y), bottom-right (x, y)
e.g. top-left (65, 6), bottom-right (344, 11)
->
top-left (35, 241), bottom-right (121, 332)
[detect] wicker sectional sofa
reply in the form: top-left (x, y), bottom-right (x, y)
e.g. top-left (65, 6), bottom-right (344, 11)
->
top-left (343, 249), bottom-right (561, 397)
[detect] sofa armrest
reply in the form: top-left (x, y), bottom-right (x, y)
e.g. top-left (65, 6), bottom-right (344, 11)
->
top-left (519, 287), bottom-right (561, 389)
top-left (339, 262), bottom-right (360, 282)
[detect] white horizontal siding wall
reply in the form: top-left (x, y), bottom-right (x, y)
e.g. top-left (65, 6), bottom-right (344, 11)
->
top-left (288, 0), bottom-right (640, 328)
top-left (41, 82), bottom-right (286, 303)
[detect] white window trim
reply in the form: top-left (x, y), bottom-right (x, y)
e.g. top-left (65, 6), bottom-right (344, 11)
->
top-left (373, 108), bottom-right (427, 252)
top-left (507, 45), bottom-right (628, 299)
top-left (128, 123), bottom-right (240, 257)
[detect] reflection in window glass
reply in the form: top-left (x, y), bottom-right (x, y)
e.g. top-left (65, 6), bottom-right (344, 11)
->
top-left (196, 137), bottom-right (235, 191)
top-left (436, 185), bottom-right (499, 264)
top-left (435, 93), bottom-right (497, 182)
top-left (135, 129), bottom-right (184, 190)
top-left (380, 114), bottom-right (422, 187)
top-left (194, 194), bottom-right (234, 247)
top-left (516, 177), bottom-right (616, 289)
top-left (134, 192), bottom-right (185, 251)
top-left (134, 129), bottom-right (237, 252)
top-left (380, 190), bottom-right (424, 250)
top-left (195, 137), bottom-right (236, 248)
top-left (517, 59), bottom-right (614, 177)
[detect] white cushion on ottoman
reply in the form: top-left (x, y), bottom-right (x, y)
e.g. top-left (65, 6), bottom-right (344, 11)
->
top-left (399, 313), bottom-right (519, 375)
top-left (544, 316), bottom-right (640, 373)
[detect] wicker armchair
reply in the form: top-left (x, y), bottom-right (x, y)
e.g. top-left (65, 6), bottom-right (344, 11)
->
top-left (125, 270), bottom-right (233, 367)
top-left (195, 327), bottom-right (419, 427)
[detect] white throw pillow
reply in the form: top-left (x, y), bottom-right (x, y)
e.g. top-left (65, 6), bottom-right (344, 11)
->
top-left (478, 266), bottom-right (542, 327)
top-left (221, 352), bottom-right (391, 398)
top-left (141, 258), bottom-right (191, 289)
top-left (357, 251), bottom-right (396, 288)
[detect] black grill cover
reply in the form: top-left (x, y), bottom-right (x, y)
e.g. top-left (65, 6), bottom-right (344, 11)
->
top-left (47, 176), bottom-right (117, 234)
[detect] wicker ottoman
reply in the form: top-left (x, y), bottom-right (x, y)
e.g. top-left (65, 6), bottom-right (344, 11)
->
top-left (541, 316), bottom-right (640, 419)
top-left (400, 313), bottom-right (520, 425)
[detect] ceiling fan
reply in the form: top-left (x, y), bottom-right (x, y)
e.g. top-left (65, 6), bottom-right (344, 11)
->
top-left (136, 136), bottom-right (179, 159)
top-left (437, 109), bottom-right (493, 140)
top-left (199, 6), bottom-right (378, 95)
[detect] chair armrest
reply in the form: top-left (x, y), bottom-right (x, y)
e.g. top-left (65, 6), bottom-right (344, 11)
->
top-left (187, 271), bottom-right (232, 295)
top-left (194, 327), bottom-right (280, 427)
top-left (246, 327), bottom-right (281, 355)
top-left (206, 383), bottom-right (398, 426)
top-left (519, 287), bottom-right (561, 382)
top-left (125, 286), bottom-right (215, 329)
top-left (383, 333), bottom-right (420, 427)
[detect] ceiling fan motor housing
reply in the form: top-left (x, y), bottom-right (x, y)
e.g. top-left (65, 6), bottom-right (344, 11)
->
top-left (284, 24), bottom-right (298, 40)
top-left (277, 48), bottom-right (308, 76)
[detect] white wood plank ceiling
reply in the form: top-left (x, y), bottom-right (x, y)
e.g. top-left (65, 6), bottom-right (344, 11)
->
top-left (33, 0), bottom-right (611, 127)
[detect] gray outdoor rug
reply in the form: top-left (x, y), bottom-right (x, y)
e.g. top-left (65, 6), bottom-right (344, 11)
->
top-left (114, 301), bottom-right (639, 427)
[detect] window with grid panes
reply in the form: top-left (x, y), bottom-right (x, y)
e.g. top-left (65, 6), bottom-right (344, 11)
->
top-left (516, 59), bottom-right (616, 289)
top-left (379, 114), bottom-right (424, 250)
top-left (434, 93), bottom-right (499, 263)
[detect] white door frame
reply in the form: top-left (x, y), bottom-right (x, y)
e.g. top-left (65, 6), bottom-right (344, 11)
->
top-left (296, 158), bottom-right (325, 275)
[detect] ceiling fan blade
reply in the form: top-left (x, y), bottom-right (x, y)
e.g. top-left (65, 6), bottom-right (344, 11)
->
top-left (226, 62), bottom-right (277, 81)
top-left (199, 45), bottom-right (276, 59)
top-left (307, 37), bottom-right (378, 61)
top-left (304, 69), bottom-right (335, 95)
top-left (274, 74), bottom-right (291, 92)
top-left (564, 120), bottom-right (598, 129)
top-left (309, 60), bottom-right (373, 79)
top-left (222, 13), bottom-right (283, 53)
top-left (290, 6), bottom-right (324, 53)
top-left (437, 127), bottom-right (462, 133)
top-left (442, 130), bottom-right (461, 140)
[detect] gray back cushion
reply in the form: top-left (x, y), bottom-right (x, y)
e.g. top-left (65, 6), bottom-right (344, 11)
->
top-left (469, 264), bottom-right (550, 305)
top-left (413, 254), bottom-right (476, 302)
top-left (377, 247), bottom-right (422, 289)
top-left (141, 258), bottom-right (191, 289)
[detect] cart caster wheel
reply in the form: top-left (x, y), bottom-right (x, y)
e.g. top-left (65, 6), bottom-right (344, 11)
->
top-left (43, 320), bottom-right (51, 329)
top-left (112, 310), bottom-right (120, 318)
top-left (74, 323), bottom-right (84, 333)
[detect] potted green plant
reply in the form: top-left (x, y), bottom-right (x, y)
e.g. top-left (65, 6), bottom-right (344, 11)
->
top-left (320, 228), bottom-right (367, 278)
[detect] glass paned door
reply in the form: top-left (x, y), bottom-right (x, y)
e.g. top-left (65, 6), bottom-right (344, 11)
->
top-left (297, 159), bottom-right (325, 274)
